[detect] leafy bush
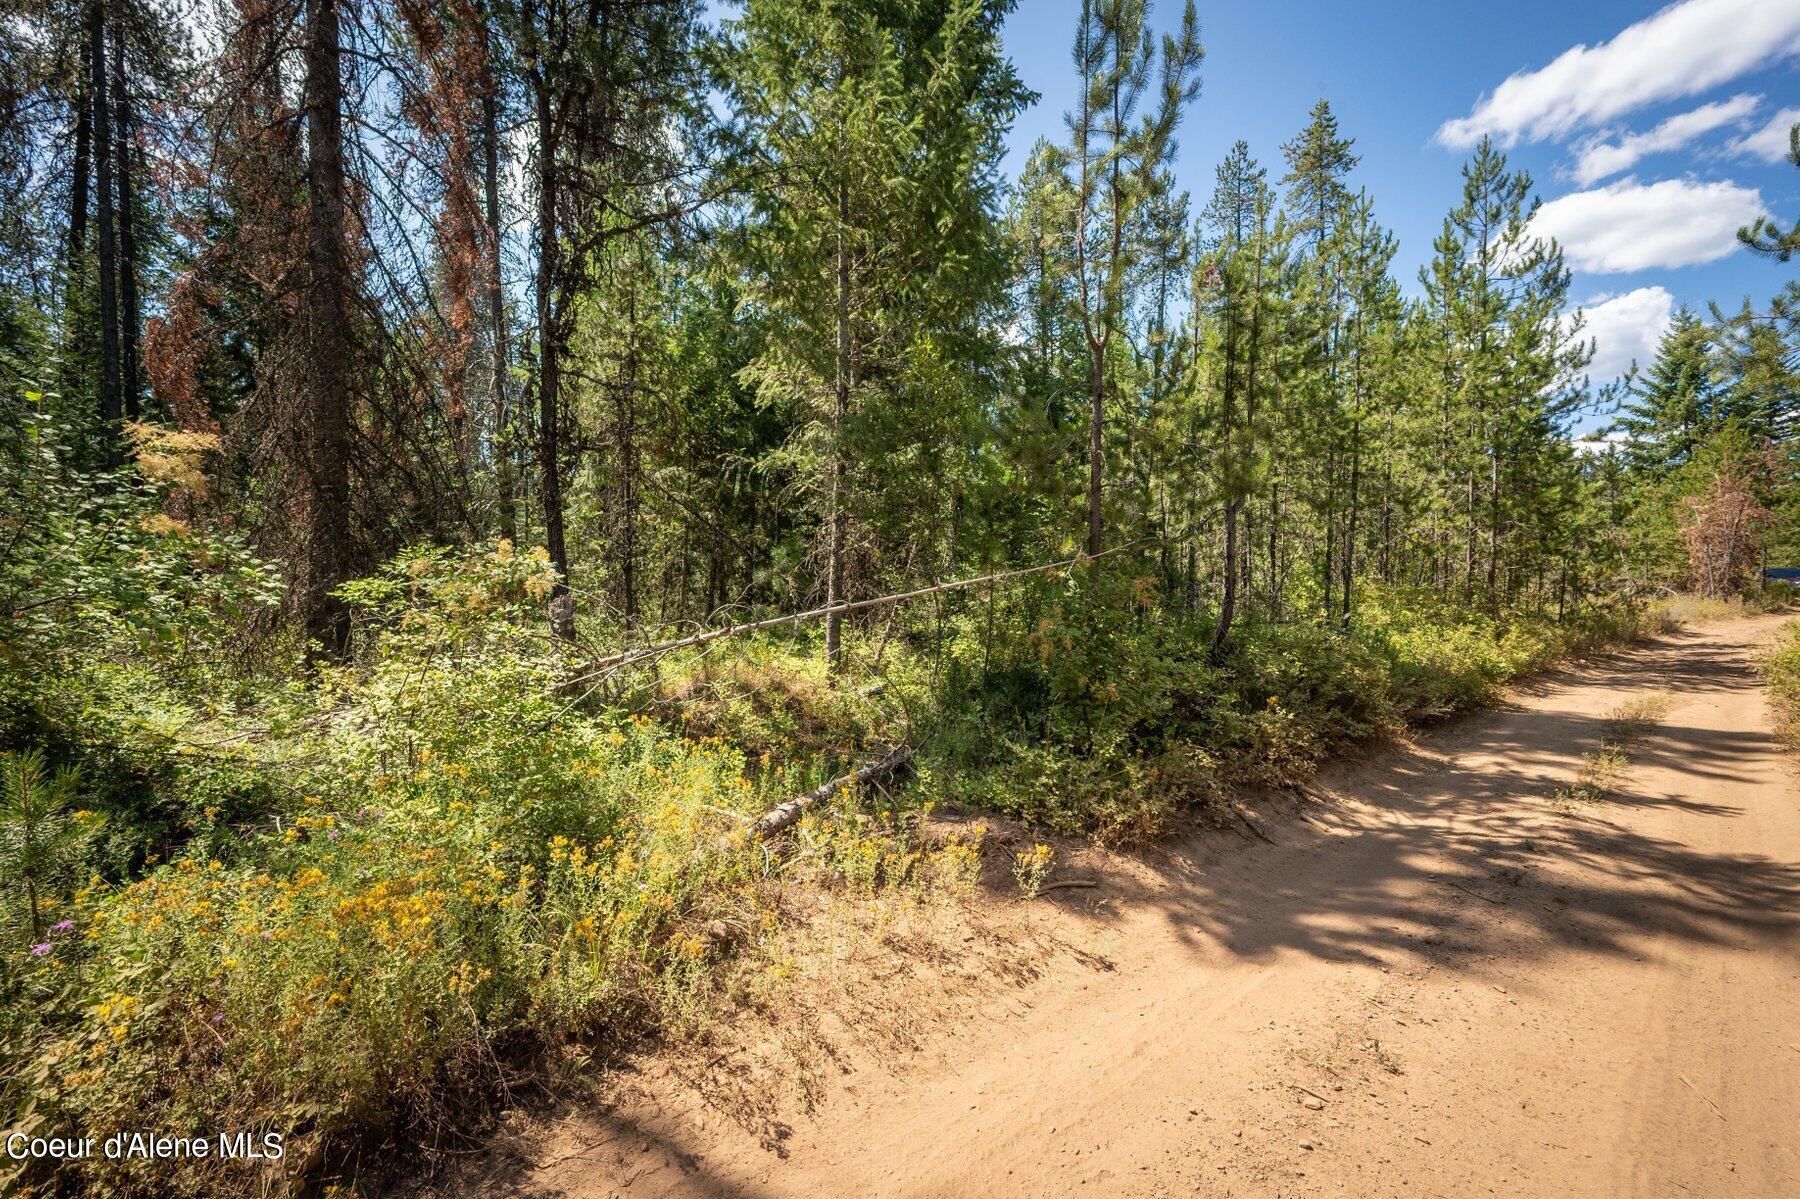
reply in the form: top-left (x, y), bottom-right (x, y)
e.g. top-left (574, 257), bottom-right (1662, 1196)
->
top-left (912, 572), bottom-right (1663, 838)
top-left (1762, 621), bottom-right (1800, 748)
top-left (1, 403), bottom-right (282, 874)
top-left (652, 641), bottom-right (883, 766)
top-left (0, 543), bottom-right (979, 1198)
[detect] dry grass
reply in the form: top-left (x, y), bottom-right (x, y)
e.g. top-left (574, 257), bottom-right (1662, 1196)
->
top-left (1553, 691), bottom-right (1672, 809)
top-left (1648, 589), bottom-right (1791, 631)
top-left (1761, 620), bottom-right (1800, 751)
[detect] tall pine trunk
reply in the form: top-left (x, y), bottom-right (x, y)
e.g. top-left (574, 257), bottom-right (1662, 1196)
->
top-left (618, 278), bottom-right (640, 629)
top-left (63, 68), bottom-right (91, 409)
top-left (1486, 450), bottom-right (1501, 607)
top-left (1210, 310), bottom-right (1238, 658)
top-left (112, 11), bottom-right (140, 419)
top-left (1341, 416), bottom-right (1359, 628)
top-left (90, 0), bottom-right (121, 459)
top-left (68, 77), bottom-right (90, 271)
top-left (482, 20), bottom-right (516, 542)
top-left (1268, 479), bottom-right (1281, 616)
top-left (825, 179), bottom-right (849, 672)
top-left (534, 83), bottom-right (575, 642)
top-left (301, 0), bottom-right (354, 657)
top-left (1086, 339), bottom-right (1104, 556)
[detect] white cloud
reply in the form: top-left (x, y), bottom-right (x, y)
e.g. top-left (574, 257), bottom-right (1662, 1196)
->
top-left (1531, 178), bottom-right (1766, 272)
top-left (1437, 0), bottom-right (1800, 149)
top-left (1571, 95), bottom-right (1761, 184)
top-left (1570, 287), bottom-right (1675, 382)
top-left (1731, 105), bottom-right (1800, 162)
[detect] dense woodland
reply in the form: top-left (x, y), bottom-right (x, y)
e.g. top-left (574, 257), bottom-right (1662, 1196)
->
top-left (2, 0), bottom-right (1798, 1193)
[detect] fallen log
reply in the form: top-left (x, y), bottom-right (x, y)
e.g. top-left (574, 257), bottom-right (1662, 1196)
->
top-left (751, 747), bottom-right (914, 839)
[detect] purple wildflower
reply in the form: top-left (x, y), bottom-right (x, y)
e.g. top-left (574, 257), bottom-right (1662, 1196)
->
top-left (50, 919), bottom-right (74, 934)
top-left (30, 943), bottom-right (51, 956)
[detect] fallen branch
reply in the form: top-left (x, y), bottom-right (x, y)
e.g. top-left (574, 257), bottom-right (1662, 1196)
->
top-left (568, 541), bottom-right (1148, 687)
top-left (1036, 877), bottom-right (1098, 894)
top-left (1225, 797), bottom-right (1275, 844)
top-left (751, 747), bottom-right (914, 839)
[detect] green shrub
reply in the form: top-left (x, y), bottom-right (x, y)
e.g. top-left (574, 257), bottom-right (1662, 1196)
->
top-left (1762, 621), bottom-right (1800, 748)
top-left (914, 574), bottom-right (1661, 838)
top-left (0, 546), bottom-right (782, 1196)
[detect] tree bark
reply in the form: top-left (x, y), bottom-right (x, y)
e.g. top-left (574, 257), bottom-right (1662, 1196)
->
top-left (619, 276), bottom-right (640, 629)
top-left (1086, 340), bottom-right (1104, 557)
top-left (68, 75), bottom-right (90, 270)
top-left (1268, 479), bottom-right (1281, 616)
top-left (1341, 415), bottom-right (1359, 628)
top-left (111, 8), bottom-right (140, 420)
top-left (62, 62), bottom-right (91, 410)
top-left (1211, 279), bottom-right (1241, 659)
top-left (89, 0), bottom-right (121, 459)
top-left (825, 178), bottom-right (849, 672)
top-left (482, 20), bottom-right (516, 543)
top-left (301, 0), bottom-right (354, 658)
top-left (1486, 448), bottom-right (1501, 607)
top-left (534, 82), bottom-right (575, 642)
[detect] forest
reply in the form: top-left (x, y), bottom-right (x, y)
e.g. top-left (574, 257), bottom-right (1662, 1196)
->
top-left (1, 0), bottom-right (1798, 1194)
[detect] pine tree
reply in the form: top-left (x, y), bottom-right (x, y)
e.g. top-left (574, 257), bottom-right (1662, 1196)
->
top-left (1061, 0), bottom-right (1202, 557)
top-left (1194, 140), bottom-right (1290, 650)
top-left (1280, 99), bottom-right (1359, 621)
top-left (721, 0), bottom-right (1027, 671)
top-left (1711, 298), bottom-right (1799, 448)
top-left (1332, 188), bottom-right (1400, 627)
top-left (1613, 308), bottom-right (1719, 474)
top-left (1420, 137), bottom-right (1588, 606)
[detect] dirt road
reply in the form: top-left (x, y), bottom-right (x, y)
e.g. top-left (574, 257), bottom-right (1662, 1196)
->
top-left (484, 615), bottom-right (1800, 1199)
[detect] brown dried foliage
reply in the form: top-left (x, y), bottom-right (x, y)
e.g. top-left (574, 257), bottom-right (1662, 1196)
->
top-left (1682, 453), bottom-right (1772, 598)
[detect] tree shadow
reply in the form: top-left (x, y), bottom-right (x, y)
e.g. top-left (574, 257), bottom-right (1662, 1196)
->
top-left (1056, 623), bottom-right (1799, 977)
top-left (393, 618), bottom-right (1799, 1199)
top-left (402, 1102), bottom-right (788, 1199)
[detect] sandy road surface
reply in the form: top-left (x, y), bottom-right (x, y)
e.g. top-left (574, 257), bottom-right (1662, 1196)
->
top-left (475, 615), bottom-right (1800, 1199)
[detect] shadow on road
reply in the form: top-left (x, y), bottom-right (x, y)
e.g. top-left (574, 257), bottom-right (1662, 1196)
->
top-left (1061, 622), bottom-right (1799, 974)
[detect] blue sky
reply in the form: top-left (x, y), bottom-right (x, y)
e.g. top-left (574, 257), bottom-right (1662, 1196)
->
top-left (997, 0), bottom-right (1800, 389)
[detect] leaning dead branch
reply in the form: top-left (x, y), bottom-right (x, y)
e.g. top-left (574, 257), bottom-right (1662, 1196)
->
top-left (751, 746), bottom-right (914, 839)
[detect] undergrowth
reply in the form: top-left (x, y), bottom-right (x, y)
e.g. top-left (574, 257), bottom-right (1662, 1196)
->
top-left (1761, 620), bottom-right (1800, 748)
top-left (0, 545), bottom-right (985, 1198)
top-left (0, 503), bottom-right (1742, 1196)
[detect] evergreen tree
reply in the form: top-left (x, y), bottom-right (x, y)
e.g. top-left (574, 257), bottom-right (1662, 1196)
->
top-left (1711, 298), bottom-right (1800, 448)
top-left (1613, 307), bottom-right (1720, 474)
top-left (1420, 137), bottom-right (1589, 606)
top-left (719, 0), bottom-right (1028, 670)
top-left (1060, 0), bottom-right (1202, 557)
top-left (1280, 99), bottom-right (1359, 620)
top-left (1192, 139), bottom-right (1290, 649)
top-left (1331, 188), bottom-right (1401, 627)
